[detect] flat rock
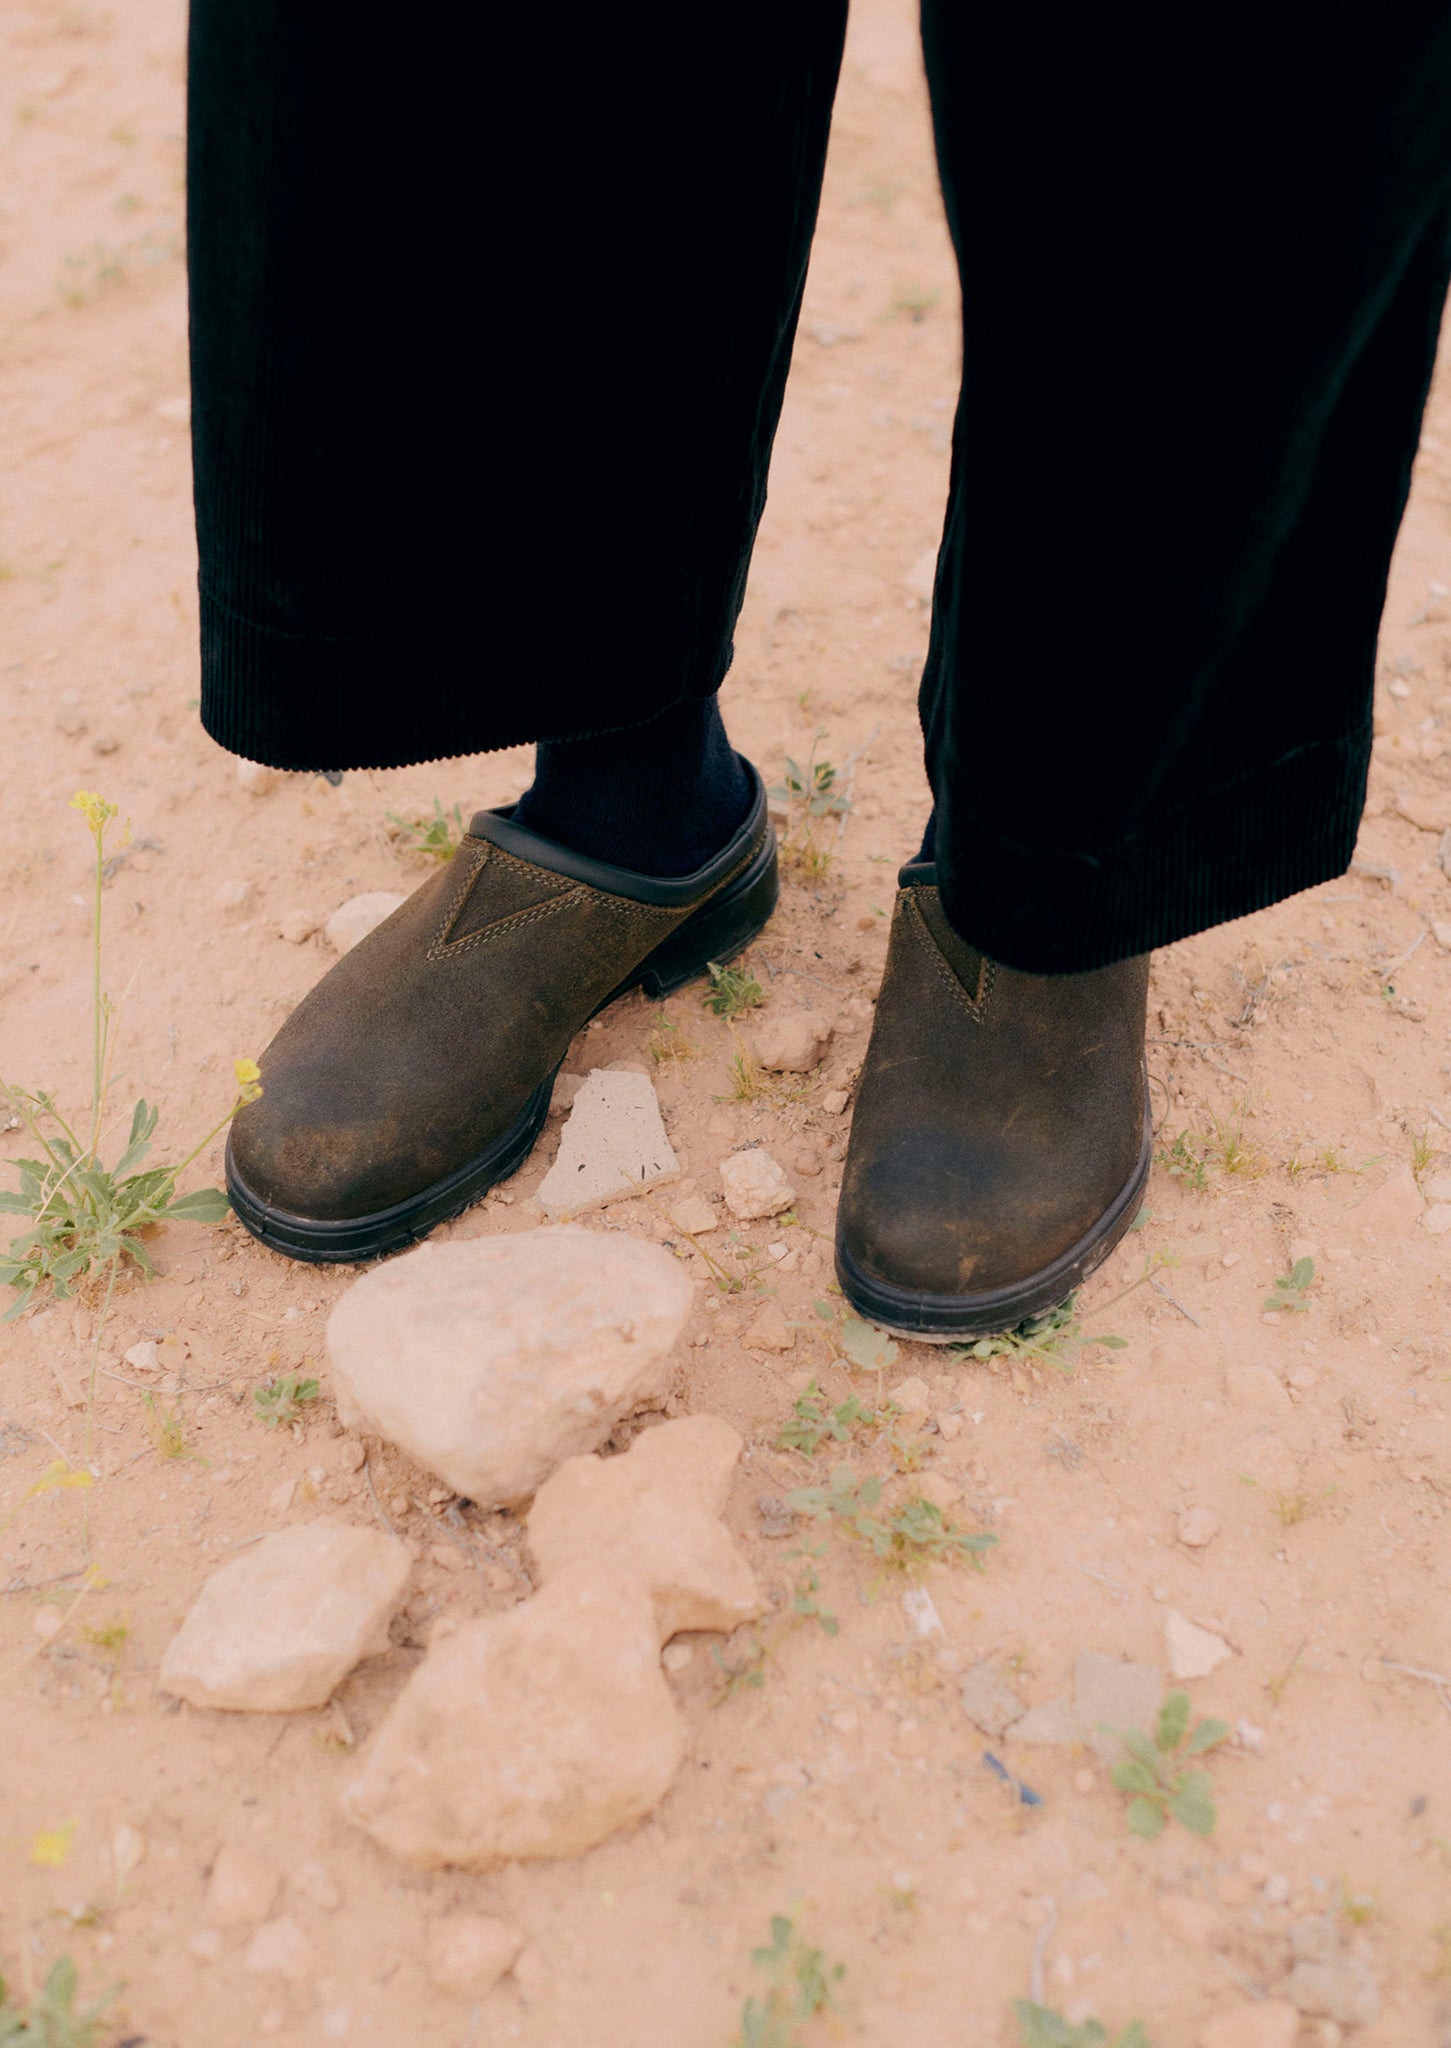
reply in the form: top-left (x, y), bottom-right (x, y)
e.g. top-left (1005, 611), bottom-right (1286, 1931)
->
top-left (427, 1915), bottom-right (524, 1998)
top-left (1177, 1506), bottom-right (1220, 1548)
top-left (1166, 1609), bottom-right (1232, 1681)
top-left (1224, 1358), bottom-right (1291, 1413)
top-left (1348, 1161), bottom-right (1424, 1239)
top-left (159, 1522), bottom-right (411, 1712)
top-left (342, 1564), bottom-right (685, 1866)
top-left (324, 891), bottom-right (407, 955)
top-left (527, 1415), bottom-right (762, 1642)
top-left (669, 1195), bottom-right (720, 1235)
top-left (537, 1069), bottom-right (679, 1218)
top-left (719, 1148), bottom-right (795, 1220)
top-left (1006, 1694), bottom-right (1079, 1746)
top-left (744, 1303), bottom-right (794, 1352)
top-left (205, 1844), bottom-right (280, 1928)
top-left (1198, 2000), bottom-right (1299, 2048)
top-left (1074, 1650), bottom-right (1163, 1763)
top-left (327, 1228), bottom-right (692, 1507)
top-left (958, 1660), bottom-right (1025, 1739)
top-left (753, 1011), bottom-right (833, 1072)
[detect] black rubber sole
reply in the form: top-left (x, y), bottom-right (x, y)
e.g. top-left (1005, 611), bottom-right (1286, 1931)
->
top-left (225, 830), bottom-right (778, 1264)
top-left (834, 1109), bottom-right (1154, 1342)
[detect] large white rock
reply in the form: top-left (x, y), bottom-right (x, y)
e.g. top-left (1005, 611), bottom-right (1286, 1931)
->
top-left (342, 1564), bottom-right (684, 1866)
top-left (159, 1522), bottom-right (411, 1712)
top-left (327, 1227), bottom-right (693, 1508)
top-left (536, 1069), bottom-right (679, 1217)
top-left (324, 890), bottom-right (407, 955)
top-left (526, 1416), bottom-right (762, 1643)
top-left (719, 1147), bottom-right (795, 1220)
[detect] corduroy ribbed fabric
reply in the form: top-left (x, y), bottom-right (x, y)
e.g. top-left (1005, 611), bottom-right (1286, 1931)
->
top-left (188, 0), bottom-right (1451, 972)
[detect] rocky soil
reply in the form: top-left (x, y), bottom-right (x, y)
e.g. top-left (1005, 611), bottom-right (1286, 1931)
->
top-left (3, 0), bottom-right (1451, 2044)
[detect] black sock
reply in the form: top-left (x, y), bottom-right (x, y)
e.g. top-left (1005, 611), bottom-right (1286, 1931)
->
top-left (512, 696), bottom-right (754, 877)
top-left (915, 807), bottom-right (937, 865)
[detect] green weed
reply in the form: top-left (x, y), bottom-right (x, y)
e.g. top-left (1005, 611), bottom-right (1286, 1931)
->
top-left (1412, 1131), bottom-right (1440, 1181)
top-left (703, 962), bottom-right (764, 1020)
top-left (253, 1373), bottom-right (320, 1430)
top-left (955, 1297), bottom-right (1127, 1375)
top-left (1014, 2002), bottom-right (1151, 2048)
top-left (734, 1915), bottom-right (843, 2048)
top-left (387, 798), bottom-right (464, 863)
top-left (768, 734), bottom-right (852, 885)
top-left (0, 795), bottom-right (248, 1320)
top-left (0, 1956), bottom-right (112, 2046)
top-left (140, 1391), bottom-right (187, 1460)
top-left (1158, 1109), bottom-right (1268, 1189)
top-left (646, 1010), bottom-right (695, 1065)
top-left (1103, 1690), bottom-right (1231, 1840)
top-left (776, 1381), bottom-right (894, 1458)
top-left (788, 1463), bottom-right (995, 1584)
top-left (1264, 1256), bottom-right (1315, 1313)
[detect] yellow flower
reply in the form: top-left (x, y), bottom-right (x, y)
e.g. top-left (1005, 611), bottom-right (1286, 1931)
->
top-left (31, 1821), bottom-right (75, 1867)
top-left (69, 789), bottom-right (118, 835)
top-left (234, 1056), bottom-right (263, 1104)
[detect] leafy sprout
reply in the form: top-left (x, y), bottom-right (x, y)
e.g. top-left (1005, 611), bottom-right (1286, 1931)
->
top-left (0, 1956), bottom-right (113, 2047)
top-left (1103, 1690), bottom-right (1232, 1839)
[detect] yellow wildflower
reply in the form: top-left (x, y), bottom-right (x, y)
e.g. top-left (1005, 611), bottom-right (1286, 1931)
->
top-left (69, 790), bottom-right (117, 835)
top-left (31, 1821), bottom-right (75, 1867)
top-left (234, 1056), bottom-right (263, 1104)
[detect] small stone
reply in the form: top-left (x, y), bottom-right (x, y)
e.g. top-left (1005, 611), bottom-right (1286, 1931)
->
top-left (793, 1148), bottom-right (823, 1177)
top-left (159, 1521), bottom-right (412, 1712)
top-left (1166, 1610), bottom-right (1233, 1681)
top-left (426, 1915), bottom-right (524, 1999)
top-left (936, 1410), bottom-right (964, 1440)
top-left (753, 1012), bottom-right (833, 1073)
top-left (662, 1641), bottom-right (694, 1673)
top-left (526, 1415), bottom-right (762, 1642)
top-left (123, 1340), bottom-right (161, 1376)
top-left (1432, 919), bottom-right (1451, 951)
top-left (1198, 2000), bottom-right (1300, 2048)
top-left (325, 891), bottom-right (407, 956)
top-left (327, 1228), bottom-right (692, 1508)
top-left (54, 695), bottom-right (87, 737)
top-left (279, 910), bottom-right (318, 945)
top-left (1282, 1956), bottom-right (1380, 2028)
top-left (719, 1148), bottom-right (795, 1220)
top-left (234, 759), bottom-right (276, 796)
top-left (342, 1564), bottom-right (685, 1866)
top-left (887, 1375), bottom-right (932, 1415)
top-left (958, 1660), bottom-right (1025, 1738)
top-left (1007, 1694), bottom-right (1080, 1746)
top-left (1225, 1359), bottom-right (1292, 1413)
top-left (337, 1440), bottom-right (366, 1473)
top-left (537, 1069), bottom-right (679, 1217)
top-left (1177, 1506), bottom-right (1220, 1548)
top-left (429, 1544), bottom-right (466, 1572)
top-left (289, 1860), bottom-right (342, 1911)
top-left (820, 1089), bottom-right (849, 1115)
top-left (90, 733), bottom-right (120, 756)
top-left (213, 877), bottom-right (255, 914)
top-left (901, 1587), bottom-right (943, 1636)
top-left (267, 1476), bottom-right (295, 1523)
top-left (32, 1609), bottom-right (63, 1641)
top-left (744, 1303), bottom-right (794, 1352)
top-left (1236, 1718), bottom-right (1266, 1752)
top-left (245, 1916), bottom-right (314, 1981)
top-left (205, 1843), bottom-right (280, 1927)
top-left (1348, 1162), bottom-right (1424, 1239)
top-left (1074, 1650), bottom-right (1163, 1763)
top-left (670, 1195), bottom-right (719, 1235)
top-left (1286, 1362), bottom-right (1320, 1390)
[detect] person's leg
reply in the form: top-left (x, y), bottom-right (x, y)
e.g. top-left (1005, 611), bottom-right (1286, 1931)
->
top-left (837, 0), bottom-right (1451, 1336)
top-left (192, 2), bottom-right (849, 1258)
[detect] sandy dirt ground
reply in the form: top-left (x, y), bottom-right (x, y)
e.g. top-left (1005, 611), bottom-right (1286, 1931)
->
top-left (3, 2), bottom-right (1451, 2044)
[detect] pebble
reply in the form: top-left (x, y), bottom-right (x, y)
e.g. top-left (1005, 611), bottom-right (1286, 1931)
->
top-left (661, 1641), bottom-right (694, 1673)
top-left (244, 1916), bottom-right (314, 1981)
top-left (670, 1195), bottom-right (719, 1235)
top-left (719, 1147), bottom-right (796, 1220)
top-left (205, 1843), bottom-right (280, 1927)
top-left (54, 694), bottom-right (87, 737)
top-left (537, 1069), bottom-right (679, 1217)
top-left (279, 910), bottom-right (318, 945)
top-left (234, 759), bottom-right (276, 796)
top-left (526, 1415), bottom-right (762, 1643)
top-left (820, 1088), bottom-right (849, 1115)
top-left (159, 1521), bottom-right (412, 1712)
top-left (327, 1227), bottom-right (692, 1508)
top-left (342, 1564), bottom-right (685, 1866)
top-left (1177, 1506), bottom-right (1220, 1547)
top-left (887, 1375), bottom-right (932, 1415)
top-left (1432, 919), bottom-right (1451, 952)
top-left (744, 1303), bottom-right (794, 1352)
top-left (213, 877), bottom-right (255, 914)
top-left (753, 1010), bottom-right (833, 1072)
top-left (324, 891), bottom-right (407, 955)
top-left (1165, 1610), bottom-right (1233, 1681)
top-left (426, 1915), bottom-right (524, 1999)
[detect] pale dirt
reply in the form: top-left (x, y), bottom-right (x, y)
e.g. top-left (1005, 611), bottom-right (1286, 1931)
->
top-left (2, 2), bottom-right (1451, 2044)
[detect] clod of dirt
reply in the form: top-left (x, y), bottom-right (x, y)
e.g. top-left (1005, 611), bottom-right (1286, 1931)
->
top-left (1177, 1506), bottom-right (1221, 1547)
top-left (1348, 1161), bottom-right (1425, 1238)
top-left (426, 1915), bottom-right (525, 1999)
top-left (327, 1228), bottom-right (692, 1507)
top-left (279, 910), bottom-right (318, 944)
top-left (1073, 1649), bottom-right (1163, 1762)
top-left (744, 1303), bottom-right (794, 1352)
top-left (342, 1564), bottom-right (684, 1867)
top-left (324, 889), bottom-right (407, 955)
top-left (957, 1659), bottom-right (1025, 1739)
top-left (536, 1068), bottom-right (679, 1218)
top-left (244, 1915), bottom-right (314, 1981)
top-left (159, 1521), bottom-right (412, 1712)
top-left (1165, 1609), bottom-right (1233, 1681)
top-left (1224, 1358), bottom-right (1292, 1414)
top-left (887, 1374), bottom-right (932, 1414)
top-left (204, 1843), bottom-right (281, 1928)
top-left (1198, 1999), bottom-right (1300, 2048)
top-left (719, 1146), bottom-right (796, 1219)
top-left (525, 1415), bottom-right (762, 1644)
top-left (753, 1009), bottom-right (834, 1072)
top-left (669, 1194), bottom-right (720, 1235)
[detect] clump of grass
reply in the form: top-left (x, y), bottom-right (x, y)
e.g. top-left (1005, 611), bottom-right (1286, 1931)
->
top-left (733, 1915), bottom-right (843, 2048)
top-left (1275, 1487), bottom-right (1335, 1528)
top-left (0, 1956), bottom-right (113, 2046)
top-left (253, 1372), bottom-right (320, 1430)
top-left (1014, 2003), bottom-right (1152, 2048)
top-left (140, 1390), bottom-right (187, 1460)
top-left (1158, 1107), bottom-right (1269, 1190)
top-left (724, 1041), bottom-right (769, 1102)
top-left (387, 798), bottom-right (464, 862)
top-left (0, 794), bottom-right (252, 1321)
top-left (646, 1010), bottom-right (695, 1064)
top-left (788, 1463), bottom-right (995, 1585)
top-left (1264, 1256), bottom-right (1315, 1313)
top-left (1103, 1690), bottom-right (1231, 1840)
top-left (768, 734), bottom-right (852, 884)
top-left (703, 961), bottom-right (763, 1019)
top-left (1411, 1130), bottom-right (1441, 1181)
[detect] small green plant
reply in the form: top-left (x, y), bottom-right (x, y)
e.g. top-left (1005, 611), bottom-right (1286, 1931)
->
top-left (788, 1464), bottom-right (995, 1585)
top-left (646, 1010), bottom-right (695, 1064)
top-left (712, 1636), bottom-right (769, 1701)
top-left (734, 1915), bottom-right (843, 2048)
top-left (703, 961), bottom-right (763, 1019)
top-left (0, 1956), bottom-right (112, 2046)
top-left (955, 1297), bottom-right (1126, 1375)
top-left (768, 734), bottom-right (852, 885)
top-left (140, 1391), bottom-right (187, 1460)
top-left (776, 1382), bottom-right (890, 1458)
top-left (387, 797), bottom-right (464, 862)
top-left (1264, 1256), bottom-right (1315, 1313)
top-left (1014, 2002), bottom-right (1151, 2048)
top-left (786, 1557), bottom-right (838, 1637)
top-left (1412, 1131), bottom-right (1440, 1180)
top-left (1158, 1109), bottom-right (1268, 1189)
top-left (1104, 1690), bottom-right (1231, 1839)
top-left (1158, 1129), bottom-right (1210, 1191)
top-left (725, 1042), bottom-right (769, 1101)
top-left (817, 1302), bottom-right (900, 1372)
top-left (253, 1372), bottom-right (320, 1430)
top-left (0, 796), bottom-right (251, 1321)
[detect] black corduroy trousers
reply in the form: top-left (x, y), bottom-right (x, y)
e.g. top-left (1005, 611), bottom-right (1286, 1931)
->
top-left (188, 2), bottom-right (1451, 973)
